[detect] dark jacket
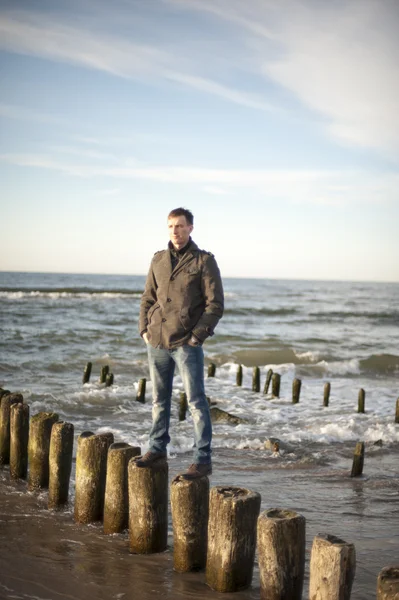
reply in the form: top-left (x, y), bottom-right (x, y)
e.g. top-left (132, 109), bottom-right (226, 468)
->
top-left (139, 240), bottom-right (224, 349)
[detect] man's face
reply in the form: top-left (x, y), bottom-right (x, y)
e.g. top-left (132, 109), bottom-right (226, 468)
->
top-left (168, 215), bottom-right (193, 250)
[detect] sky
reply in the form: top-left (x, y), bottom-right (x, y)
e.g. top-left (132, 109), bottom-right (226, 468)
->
top-left (1, 0), bottom-right (398, 282)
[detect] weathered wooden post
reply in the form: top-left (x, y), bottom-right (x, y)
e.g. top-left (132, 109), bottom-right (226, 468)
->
top-left (208, 362), bottom-right (216, 378)
top-left (358, 388), bottom-right (365, 413)
top-left (309, 533), bottom-right (356, 600)
top-left (179, 392), bottom-right (188, 421)
top-left (0, 389), bottom-right (11, 400)
top-left (74, 431), bottom-right (114, 524)
top-left (395, 399), bottom-right (399, 424)
top-left (48, 421), bottom-right (74, 509)
top-left (377, 566), bottom-right (399, 599)
top-left (103, 442), bottom-right (141, 534)
top-left (206, 486), bottom-right (261, 592)
top-left (0, 393), bottom-right (23, 465)
top-left (236, 364), bottom-right (243, 386)
top-left (100, 365), bottom-right (109, 384)
top-left (128, 457), bottom-right (168, 553)
top-left (257, 508), bottom-right (306, 600)
top-left (292, 378), bottom-right (301, 404)
top-left (264, 368), bottom-right (273, 395)
top-left (252, 366), bottom-right (260, 392)
top-left (272, 373), bottom-right (281, 398)
top-left (350, 441), bottom-right (365, 477)
top-left (324, 382), bottom-right (331, 407)
top-left (28, 412), bottom-right (59, 491)
top-left (105, 372), bottom-right (114, 387)
top-left (136, 378), bottom-right (146, 403)
top-left (82, 361), bottom-right (92, 384)
top-left (171, 474), bottom-right (209, 572)
top-left (10, 402), bottom-right (30, 479)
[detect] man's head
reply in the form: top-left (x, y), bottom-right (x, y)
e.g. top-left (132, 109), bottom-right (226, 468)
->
top-left (168, 207), bottom-right (194, 250)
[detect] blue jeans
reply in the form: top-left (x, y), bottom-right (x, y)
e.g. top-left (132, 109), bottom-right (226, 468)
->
top-left (146, 343), bottom-right (212, 464)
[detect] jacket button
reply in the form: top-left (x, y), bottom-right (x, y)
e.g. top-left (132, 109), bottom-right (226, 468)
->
top-left (162, 318), bottom-right (166, 322)
top-left (167, 298), bottom-right (172, 302)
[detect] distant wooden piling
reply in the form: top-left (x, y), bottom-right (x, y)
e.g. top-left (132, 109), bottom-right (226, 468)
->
top-left (309, 533), bottom-right (356, 600)
top-left (351, 441), bottom-right (365, 477)
top-left (257, 508), bottom-right (306, 600)
top-left (179, 392), bottom-right (188, 421)
top-left (395, 399), bottom-right (399, 424)
top-left (208, 363), bottom-right (216, 378)
top-left (252, 366), bottom-right (260, 392)
top-left (128, 457), bottom-right (168, 554)
top-left (324, 382), bottom-right (331, 407)
top-left (171, 474), bottom-right (209, 572)
top-left (377, 566), bottom-right (399, 599)
top-left (0, 393), bottom-right (23, 465)
top-left (105, 373), bottom-right (114, 387)
top-left (28, 411), bottom-right (59, 491)
top-left (74, 431), bottom-right (114, 524)
top-left (272, 373), bottom-right (281, 398)
top-left (264, 369), bottom-right (273, 395)
top-left (136, 378), bottom-right (146, 403)
top-left (100, 365), bottom-right (109, 384)
top-left (103, 443), bottom-right (141, 534)
top-left (10, 402), bottom-right (30, 479)
top-left (292, 378), bottom-right (301, 404)
top-left (236, 364), bottom-right (243, 387)
top-left (358, 388), bottom-right (365, 413)
top-left (82, 361), bottom-right (92, 384)
top-left (48, 421), bottom-right (74, 509)
top-left (206, 486), bottom-right (261, 592)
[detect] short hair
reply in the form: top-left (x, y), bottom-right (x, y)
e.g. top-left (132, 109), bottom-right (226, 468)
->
top-left (168, 207), bottom-right (194, 226)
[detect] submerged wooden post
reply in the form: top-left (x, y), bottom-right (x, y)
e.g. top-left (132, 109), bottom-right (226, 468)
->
top-left (264, 368), bottom-right (273, 395)
top-left (171, 474), bottom-right (210, 572)
top-left (395, 399), bottom-right (399, 424)
top-left (292, 378), bottom-right (301, 404)
top-left (136, 378), bottom-right (146, 403)
top-left (74, 431), bottom-right (114, 524)
top-left (350, 441), bottom-right (365, 477)
top-left (48, 421), bottom-right (74, 509)
top-left (128, 457), bottom-right (168, 553)
top-left (10, 402), bottom-right (30, 480)
top-left (208, 362), bottom-right (216, 378)
top-left (179, 392), bottom-right (188, 422)
top-left (236, 364), bottom-right (243, 387)
top-left (0, 393), bottom-right (23, 465)
top-left (272, 373), bottom-right (281, 398)
top-left (309, 533), bottom-right (356, 600)
top-left (82, 361), bottom-right (92, 384)
top-left (377, 566), bottom-right (399, 599)
top-left (100, 365), bottom-right (109, 384)
top-left (358, 388), bottom-right (365, 413)
top-left (257, 508), bottom-right (306, 600)
top-left (103, 442), bottom-right (141, 534)
top-left (324, 382), bottom-right (331, 407)
top-left (28, 412), bottom-right (59, 490)
top-left (206, 486), bottom-right (261, 592)
top-left (252, 366), bottom-right (260, 392)
top-left (105, 372), bottom-right (114, 387)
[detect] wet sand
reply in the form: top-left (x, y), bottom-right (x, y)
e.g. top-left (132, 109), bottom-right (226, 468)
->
top-left (1, 446), bottom-right (398, 600)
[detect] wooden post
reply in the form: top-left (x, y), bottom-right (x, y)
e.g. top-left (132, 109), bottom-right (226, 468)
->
top-left (208, 362), bottom-right (216, 378)
top-left (10, 403), bottom-right (30, 480)
top-left (0, 389), bottom-right (11, 401)
top-left (358, 388), bottom-right (365, 413)
top-left (272, 373), bottom-right (281, 398)
top-left (377, 566), bottom-right (399, 599)
top-left (179, 392), bottom-right (188, 421)
top-left (292, 378), bottom-right (301, 404)
top-left (28, 412), bottom-right (59, 491)
top-left (257, 508), bottom-right (306, 600)
top-left (309, 533), bottom-right (356, 600)
top-left (82, 361), bottom-right (92, 384)
top-left (395, 399), bottom-right (399, 424)
top-left (48, 421), bottom-right (74, 509)
top-left (236, 364), bottom-right (243, 386)
top-left (74, 431), bottom-right (114, 524)
top-left (0, 393), bottom-right (23, 465)
top-left (105, 372), bottom-right (114, 387)
top-left (206, 486), bottom-right (261, 592)
top-left (171, 474), bottom-right (209, 572)
top-left (136, 378), bottom-right (146, 403)
top-left (350, 441), bottom-right (365, 477)
top-left (324, 382), bottom-right (331, 407)
top-left (100, 365), bottom-right (109, 384)
top-left (252, 366), bottom-right (260, 392)
top-left (128, 457), bottom-right (168, 553)
top-left (103, 442), bottom-right (141, 534)
top-left (264, 368), bottom-right (273, 395)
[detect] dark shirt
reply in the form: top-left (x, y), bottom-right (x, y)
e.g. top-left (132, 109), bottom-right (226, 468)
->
top-left (168, 238), bottom-right (191, 271)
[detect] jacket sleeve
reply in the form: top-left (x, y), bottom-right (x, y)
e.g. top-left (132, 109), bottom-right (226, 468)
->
top-left (139, 260), bottom-right (158, 336)
top-left (192, 254), bottom-right (224, 343)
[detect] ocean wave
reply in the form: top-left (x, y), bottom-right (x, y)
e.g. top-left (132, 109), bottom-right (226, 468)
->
top-left (0, 287), bottom-right (143, 299)
top-left (224, 307), bottom-right (298, 317)
top-left (309, 310), bottom-right (399, 324)
top-left (359, 353), bottom-right (399, 374)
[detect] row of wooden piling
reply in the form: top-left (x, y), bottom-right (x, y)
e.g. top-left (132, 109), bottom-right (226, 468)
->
top-left (83, 362), bottom-right (114, 386)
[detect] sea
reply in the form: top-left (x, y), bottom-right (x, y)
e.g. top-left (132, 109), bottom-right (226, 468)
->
top-left (0, 271), bottom-right (398, 600)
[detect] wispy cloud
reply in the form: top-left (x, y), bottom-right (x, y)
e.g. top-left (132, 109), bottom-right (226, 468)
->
top-left (0, 103), bottom-right (65, 124)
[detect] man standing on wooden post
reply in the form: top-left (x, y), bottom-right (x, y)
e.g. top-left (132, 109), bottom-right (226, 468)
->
top-left (137, 208), bottom-right (224, 479)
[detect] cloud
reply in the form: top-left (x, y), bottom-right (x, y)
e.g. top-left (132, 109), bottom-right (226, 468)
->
top-left (0, 103), bottom-right (65, 124)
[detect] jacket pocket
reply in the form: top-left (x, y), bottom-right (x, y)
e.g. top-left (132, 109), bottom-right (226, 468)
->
top-left (147, 304), bottom-right (160, 324)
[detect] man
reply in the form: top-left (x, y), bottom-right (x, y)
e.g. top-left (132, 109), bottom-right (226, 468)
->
top-left (137, 207), bottom-right (224, 479)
